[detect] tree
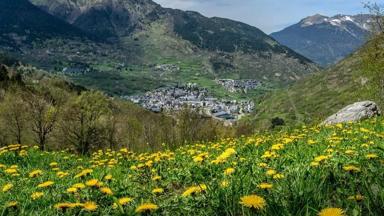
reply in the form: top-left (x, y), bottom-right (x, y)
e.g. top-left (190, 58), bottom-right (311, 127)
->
top-left (0, 91), bottom-right (28, 144)
top-left (363, 2), bottom-right (384, 104)
top-left (271, 117), bottom-right (285, 129)
top-left (176, 106), bottom-right (221, 144)
top-left (104, 111), bottom-right (121, 150)
top-left (61, 91), bottom-right (110, 155)
top-left (25, 92), bottom-right (59, 151)
top-left (365, 2), bottom-right (384, 34)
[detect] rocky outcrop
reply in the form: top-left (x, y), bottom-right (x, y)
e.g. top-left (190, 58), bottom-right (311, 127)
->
top-left (322, 101), bottom-right (381, 125)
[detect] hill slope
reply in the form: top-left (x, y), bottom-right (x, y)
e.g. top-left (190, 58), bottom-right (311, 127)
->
top-left (0, 54), bottom-right (233, 152)
top-left (253, 34), bottom-right (384, 129)
top-left (271, 14), bottom-right (371, 66)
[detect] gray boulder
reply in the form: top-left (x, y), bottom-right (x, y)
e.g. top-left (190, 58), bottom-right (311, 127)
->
top-left (322, 101), bottom-right (381, 125)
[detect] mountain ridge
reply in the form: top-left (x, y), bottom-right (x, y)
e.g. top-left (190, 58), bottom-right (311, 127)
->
top-left (271, 14), bottom-right (372, 66)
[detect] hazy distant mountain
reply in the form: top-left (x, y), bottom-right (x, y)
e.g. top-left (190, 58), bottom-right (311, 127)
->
top-left (271, 14), bottom-right (372, 66)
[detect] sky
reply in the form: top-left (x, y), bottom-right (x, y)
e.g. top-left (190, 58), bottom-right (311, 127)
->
top-left (153, 0), bottom-right (380, 33)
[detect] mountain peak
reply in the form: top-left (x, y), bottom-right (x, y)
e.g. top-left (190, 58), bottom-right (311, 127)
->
top-left (300, 14), bottom-right (328, 27)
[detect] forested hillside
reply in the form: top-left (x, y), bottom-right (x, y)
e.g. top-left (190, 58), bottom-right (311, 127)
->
top-left (0, 56), bottom-right (236, 153)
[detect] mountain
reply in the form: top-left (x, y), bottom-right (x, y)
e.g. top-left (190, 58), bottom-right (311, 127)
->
top-left (271, 14), bottom-right (372, 66)
top-left (252, 33), bottom-right (384, 129)
top-left (0, 0), bottom-right (90, 50)
top-left (30, 0), bottom-right (161, 41)
top-left (0, 0), bottom-right (319, 97)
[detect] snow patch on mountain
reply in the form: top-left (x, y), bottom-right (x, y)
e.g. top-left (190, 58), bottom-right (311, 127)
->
top-left (300, 14), bottom-right (372, 30)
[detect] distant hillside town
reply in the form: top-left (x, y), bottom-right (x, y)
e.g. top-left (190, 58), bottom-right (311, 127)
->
top-left (124, 83), bottom-right (255, 121)
top-left (216, 79), bottom-right (260, 93)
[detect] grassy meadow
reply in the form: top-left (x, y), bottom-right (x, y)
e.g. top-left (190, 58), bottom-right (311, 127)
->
top-left (0, 118), bottom-right (383, 215)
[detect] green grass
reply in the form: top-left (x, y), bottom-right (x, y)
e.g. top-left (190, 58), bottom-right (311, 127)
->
top-left (0, 118), bottom-right (383, 215)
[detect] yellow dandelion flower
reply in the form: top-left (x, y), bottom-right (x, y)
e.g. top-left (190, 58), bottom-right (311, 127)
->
top-left (104, 174), bottom-right (113, 181)
top-left (37, 181), bottom-right (54, 188)
top-left (193, 156), bottom-right (204, 163)
top-left (348, 194), bottom-right (364, 202)
top-left (74, 169), bottom-right (93, 178)
top-left (135, 203), bottom-right (159, 213)
top-left (55, 203), bottom-right (71, 210)
top-left (67, 187), bottom-right (78, 194)
top-left (49, 162), bottom-right (58, 167)
top-left (343, 165), bottom-right (360, 172)
top-left (239, 195), bottom-right (266, 210)
top-left (31, 192), bottom-right (44, 200)
top-left (266, 169), bottom-right (276, 176)
top-left (258, 182), bottom-right (273, 189)
top-left (220, 180), bottom-right (229, 188)
top-left (83, 202), bottom-right (97, 211)
top-left (261, 150), bottom-right (278, 159)
top-left (151, 175), bottom-right (161, 181)
top-left (335, 123), bottom-right (343, 129)
top-left (72, 183), bottom-right (86, 189)
top-left (318, 208), bottom-right (345, 216)
top-left (345, 150), bottom-right (356, 155)
top-left (224, 167), bottom-right (235, 175)
top-left (54, 202), bottom-right (83, 210)
top-left (56, 171), bottom-right (69, 178)
top-left (118, 197), bottom-right (133, 206)
top-left (314, 155), bottom-right (328, 162)
top-left (182, 184), bottom-right (207, 197)
top-left (273, 174), bottom-right (284, 179)
top-left (311, 161), bottom-right (320, 167)
top-left (2, 183), bottom-right (13, 192)
top-left (271, 144), bottom-right (284, 150)
top-left (5, 201), bottom-right (18, 208)
top-left (211, 148), bottom-right (236, 164)
top-left (366, 153), bottom-right (378, 159)
top-left (112, 203), bottom-right (119, 209)
top-left (4, 168), bottom-right (17, 174)
top-left (152, 188), bottom-right (164, 194)
top-left (29, 170), bottom-right (43, 178)
top-left (85, 179), bottom-right (100, 187)
top-left (258, 162), bottom-right (268, 168)
top-left (100, 187), bottom-right (113, 195)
